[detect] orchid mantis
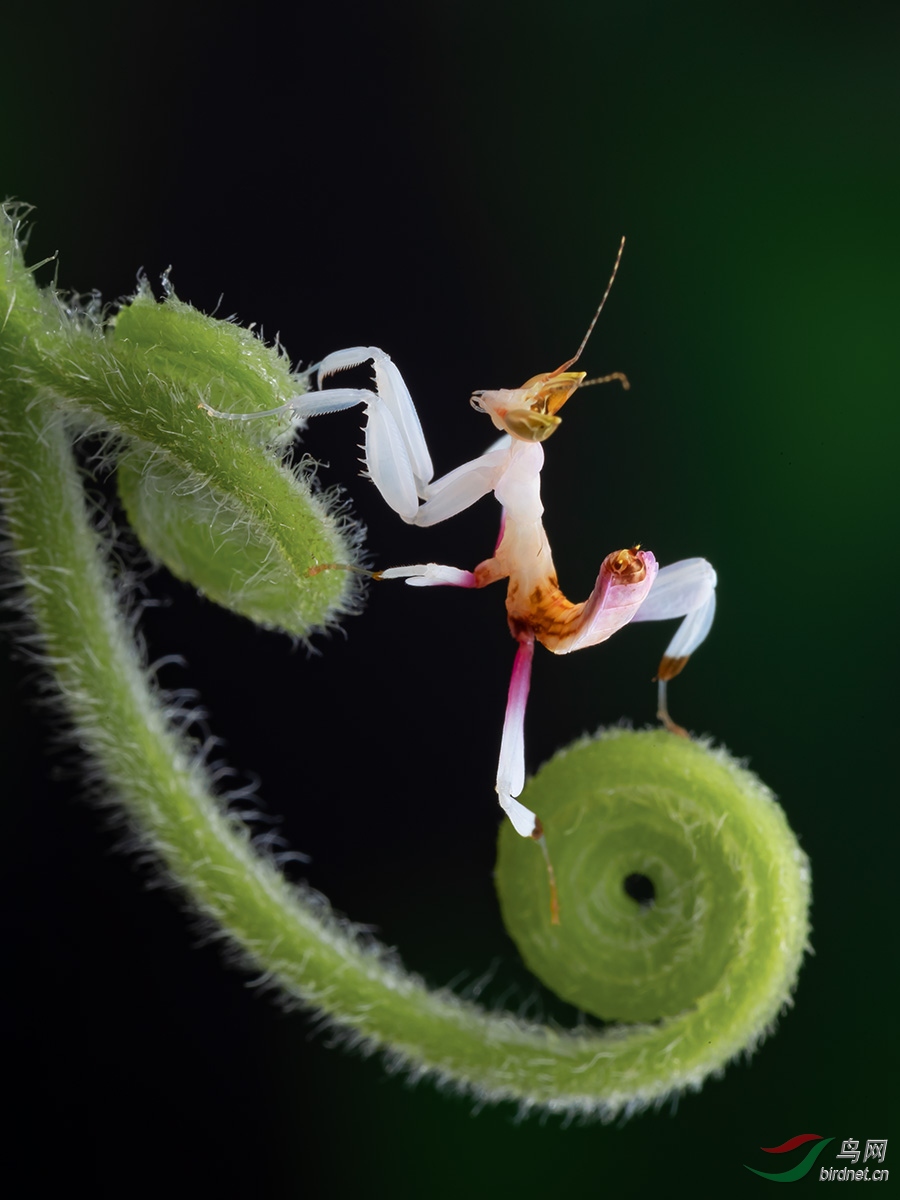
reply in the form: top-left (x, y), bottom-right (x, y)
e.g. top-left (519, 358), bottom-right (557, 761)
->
top-left (203, 244), bottom-right (717, 914)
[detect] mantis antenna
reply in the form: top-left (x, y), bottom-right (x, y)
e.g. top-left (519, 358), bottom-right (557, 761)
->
top-left (579, 370), bottom-right (631, 390)
top-left (555, 235), bottom-right (627, 376)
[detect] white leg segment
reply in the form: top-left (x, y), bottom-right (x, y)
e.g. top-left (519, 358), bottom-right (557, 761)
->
top-left (496, 638), bottom-right (539, 838)
top-left (294, 381), bottom-right (426, 522)
top-left (360, 392), bottom-right (422, 521)
top-left (413, 439), bottom-right (512, 527)
top-left (198, 389), bottom-right (375, 422)
top-left (630, 557), bottom-right (717, 733)
top-left (315, 346), bottom-right (434, 495)
top-left (378, 563), bottom-right (478, 588)
top-left (287, 388), bottom-right (376, 419)
top-left (630, 557), bottom-right (717, 661)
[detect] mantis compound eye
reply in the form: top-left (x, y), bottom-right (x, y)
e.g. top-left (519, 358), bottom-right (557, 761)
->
top-left (502, 408), bottom-right (562, 442)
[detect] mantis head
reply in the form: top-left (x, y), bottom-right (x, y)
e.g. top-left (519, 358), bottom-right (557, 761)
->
top-left (469, 369), bottom-right (587, 443)
top-left (469, 236), bottom-right (629, 443)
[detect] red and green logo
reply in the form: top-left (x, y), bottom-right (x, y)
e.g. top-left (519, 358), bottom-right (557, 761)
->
top-left (744, 1134), bottom-right (835, 1181)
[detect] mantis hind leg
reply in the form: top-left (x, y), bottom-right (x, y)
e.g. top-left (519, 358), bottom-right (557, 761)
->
top-left (630, 558), bottom-right (717, 736)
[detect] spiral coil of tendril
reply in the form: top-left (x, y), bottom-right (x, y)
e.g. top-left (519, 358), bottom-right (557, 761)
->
top-left (498, 729), bottom-right (810, 1095)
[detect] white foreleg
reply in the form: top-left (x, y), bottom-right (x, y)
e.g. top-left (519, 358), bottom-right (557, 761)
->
top-left (309, 353), bottom-right (509, 529)
top-left (308, 347), bottom-right (434, 522)
top-left (630, 557), bottom-right (717, 733)
top-left (203, 346), bottom-right (437, 523)
top-left (314, 348), bottom-right (433, 491)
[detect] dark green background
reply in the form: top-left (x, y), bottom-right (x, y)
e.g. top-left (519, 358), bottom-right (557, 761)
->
top-left (3, 2), bottom-right (896, 1196)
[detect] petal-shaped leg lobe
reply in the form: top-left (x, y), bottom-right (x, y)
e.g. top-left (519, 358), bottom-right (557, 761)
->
top-left (630, 557), bottom-right (718, 734)
top-left (378, 563), bottom-right (478, 588)
top-left (630, 557), bottom-right (717, 667)
top-left (496, 638), bottom-right (539, 838)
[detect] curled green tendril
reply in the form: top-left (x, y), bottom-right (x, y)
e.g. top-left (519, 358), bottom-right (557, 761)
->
top-left (499, 730), bottom-right (810, 1063)
top-left (0, 206), bottom-right (811, 1120)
